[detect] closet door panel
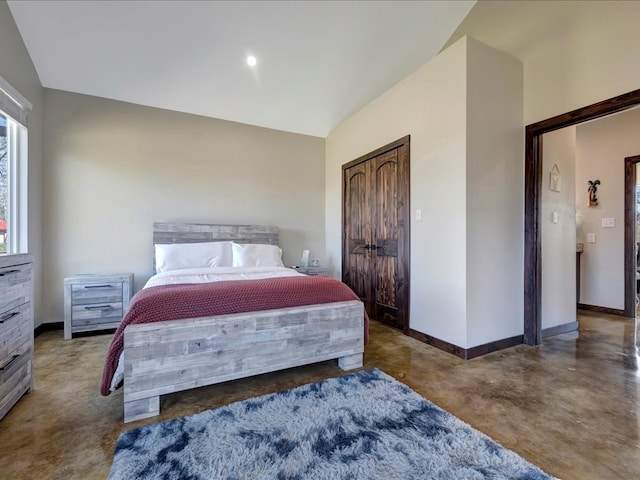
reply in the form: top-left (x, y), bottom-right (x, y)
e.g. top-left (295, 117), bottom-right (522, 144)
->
top-left (343, 163), bottom-right (372, 310)
top-left (372, 153), bottom-right (399, 325)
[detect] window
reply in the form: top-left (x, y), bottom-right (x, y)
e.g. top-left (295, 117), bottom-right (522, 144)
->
top-left (0, 76), bottom-right (30, 254)
top-left (0, 114), bottom-right (7, 252)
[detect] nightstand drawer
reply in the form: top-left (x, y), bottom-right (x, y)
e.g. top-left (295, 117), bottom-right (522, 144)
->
top-left (303, 269), bottom-right (328, 276)
top-left (71, 283), bottom-right (123, 305)
top-left (71, 302), bottom-right (123, 323)
top-left (0, 263), bottom-right (32, 314)
top-left (0, 303), bottom-right (31, 361)
top-left (290, 267), bottom-right (330, 277)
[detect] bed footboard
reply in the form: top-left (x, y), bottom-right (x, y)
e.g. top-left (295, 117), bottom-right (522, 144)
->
top-left (123, 300), bottom-right (364, 423)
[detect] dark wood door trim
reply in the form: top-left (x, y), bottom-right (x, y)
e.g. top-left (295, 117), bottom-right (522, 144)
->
top-left (624, 155), bottom-right (640, 317)
top-left (524, 130), bottom-right (543, 345)
top-left (525, 89), bottom-right (640, 345)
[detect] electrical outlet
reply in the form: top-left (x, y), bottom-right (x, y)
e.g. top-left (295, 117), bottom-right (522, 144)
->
top-left (587, 233), bottom-right (596, 243)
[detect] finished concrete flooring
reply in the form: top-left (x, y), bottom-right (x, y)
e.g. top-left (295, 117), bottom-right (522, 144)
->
top-left (0, 310), bottom-right (638, 479)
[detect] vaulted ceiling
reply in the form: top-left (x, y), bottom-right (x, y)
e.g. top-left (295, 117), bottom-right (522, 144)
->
top-left (7, 0), bottom-right (475, 137)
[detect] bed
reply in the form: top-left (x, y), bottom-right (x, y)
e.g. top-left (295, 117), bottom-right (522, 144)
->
top-left (102, 223), bottom-right (366, 423)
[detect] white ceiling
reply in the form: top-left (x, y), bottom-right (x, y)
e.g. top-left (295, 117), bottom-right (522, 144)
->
top-left (7, 0), bottom-right (475, 137)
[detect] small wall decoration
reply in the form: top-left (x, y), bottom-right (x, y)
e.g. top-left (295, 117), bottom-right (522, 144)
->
top-left (587, 179), bottom-right (601, 206)
top-left (549, 164), bottom-right (561, 192)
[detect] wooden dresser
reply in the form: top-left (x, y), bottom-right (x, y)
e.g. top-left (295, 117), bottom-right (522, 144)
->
top-left (64, 273), bottom-right (133, 339)
top-left (0, 254), bottom-right (33, 421)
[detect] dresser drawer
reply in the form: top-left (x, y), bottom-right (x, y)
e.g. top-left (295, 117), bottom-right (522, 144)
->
top-left (0, 344), bottom-right (32, 420)
top-left (0, 263), bottom-right (32, 315)
top-left (0, 254), bottom-right (33, 422)
top-left (71, 282), bottom-right (123, 305)
top-left (0, 303), bottom-right (31, 361)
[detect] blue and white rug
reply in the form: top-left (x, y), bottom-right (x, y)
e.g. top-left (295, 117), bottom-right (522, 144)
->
top-left (108, 369), bottom-right (556, 479)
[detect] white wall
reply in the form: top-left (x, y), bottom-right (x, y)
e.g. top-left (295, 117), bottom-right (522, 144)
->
top-left (438, 0), bottom-right (640, 329)
top-left (441, 1), bottom-right (640, 127)
top-left (326, 38), bottom-right (468, 347)
top-left (541, 127), bottom-right (576, 328)
top-left (465, 37), bottom-right (524, 346)
top-left (523, 2), bottom-right (640, 126)
top-left (575, 108), bottom-right (640, 309)
top-left (42, 89), bottom-right (326, 324)
top-left (0, 0), bottom-right (44, 325)
top-left (327, 37), bottom-right (523, 349)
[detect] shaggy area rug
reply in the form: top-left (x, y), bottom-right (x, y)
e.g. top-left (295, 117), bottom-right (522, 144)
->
top-left (108, 369), bottom-right (555, 479)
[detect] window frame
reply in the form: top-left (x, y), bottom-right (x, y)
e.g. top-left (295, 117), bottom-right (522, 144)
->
top-left (0, 75), bottom-right (31, 254)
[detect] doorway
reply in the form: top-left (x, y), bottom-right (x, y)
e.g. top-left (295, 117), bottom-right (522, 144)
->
top-left (624, 155), bottom-right (640, 316)
top-left (342, 136), bottom-right (410, 332)
top-left (525, 89), bottom-right (640, 345)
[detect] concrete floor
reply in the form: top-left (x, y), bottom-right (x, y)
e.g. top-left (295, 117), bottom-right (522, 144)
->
top-left (0, 311), bottom-right (638, 479)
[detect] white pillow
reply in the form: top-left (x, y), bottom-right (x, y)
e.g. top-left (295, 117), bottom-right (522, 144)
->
top-left (231, 243), bottom-right (284, 267)
top-left (155, 241), bottom-right (233, 273)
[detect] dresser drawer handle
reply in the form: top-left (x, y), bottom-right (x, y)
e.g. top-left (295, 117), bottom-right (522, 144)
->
top-left (0, 311), bottom-right (20, 323)
top-left (0, 269), bottom-right (19, 277)
top-left (84, 305), bottom-right (113, 310)
top-left (0, 354), bottom-right (20, 371)
top-left (83, 284), bottom-right (113, 289)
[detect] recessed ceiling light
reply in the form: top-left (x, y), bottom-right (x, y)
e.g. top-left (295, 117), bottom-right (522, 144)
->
top-left (247, 55), bottom-right (257, 67)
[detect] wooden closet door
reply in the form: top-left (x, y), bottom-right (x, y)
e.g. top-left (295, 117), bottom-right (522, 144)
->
top-left (342, 136), bottom-right (410, 332)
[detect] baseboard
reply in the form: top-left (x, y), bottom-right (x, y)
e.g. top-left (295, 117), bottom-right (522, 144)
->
top-left (464, 335), bottom-right (524, 360)
top-left (577, 303), bottom-right (625, 317)
top-left (406, 329), bottom-right (466, 358)
top-left (406, 329), bottom-right (523, 360)
top-left (34, 322), bottom-right (64, 338)
top-left (542, 321), bottom-right (579, 338)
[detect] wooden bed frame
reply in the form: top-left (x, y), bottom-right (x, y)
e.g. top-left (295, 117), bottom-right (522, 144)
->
top-left (122, 223), bottom-right (364, 423)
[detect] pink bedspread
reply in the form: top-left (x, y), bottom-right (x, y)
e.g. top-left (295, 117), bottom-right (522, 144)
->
top-left (101, 276), bottom-right (368, 395)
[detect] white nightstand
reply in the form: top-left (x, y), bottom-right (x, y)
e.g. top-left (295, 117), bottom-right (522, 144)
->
top-left (291, 266), bottom-right (330, 277)
top-left (63, 273), bottom-right (133, 339)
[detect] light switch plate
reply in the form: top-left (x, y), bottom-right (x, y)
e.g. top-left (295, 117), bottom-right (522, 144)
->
top-left (602, 217), bottom-right (615, 228)
top-left (587, 233), bottom-right (596, 243)
top-left (415, 209), bottom-right (422, 221)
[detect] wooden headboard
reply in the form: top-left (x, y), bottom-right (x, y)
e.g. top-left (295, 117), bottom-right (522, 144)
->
top-left (153, 222), bottom-right (279, 245)
top-left (152, 223), bottom-right (279, 273)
